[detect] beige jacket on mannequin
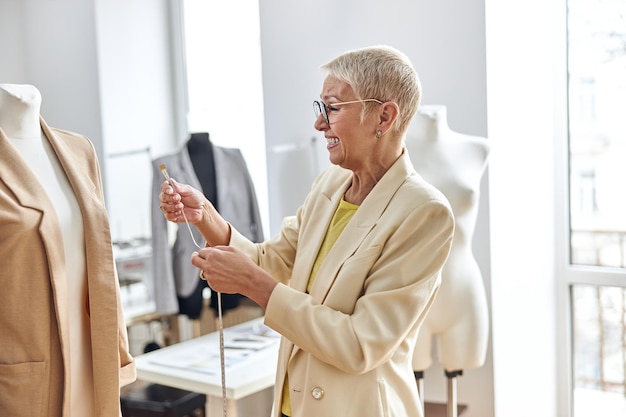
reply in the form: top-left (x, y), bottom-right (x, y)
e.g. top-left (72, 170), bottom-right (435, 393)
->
top-left (0, 118), bottom-right (136, 417)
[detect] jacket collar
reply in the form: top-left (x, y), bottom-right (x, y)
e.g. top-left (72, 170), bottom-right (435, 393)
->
top-left (307, 150), bottom-right (416, 303)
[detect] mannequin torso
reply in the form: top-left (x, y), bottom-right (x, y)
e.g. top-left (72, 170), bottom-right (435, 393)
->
top-left (187, 132), bottom-right (218, 208)
top-left (406, 105), bottom-right (490, 371)
top-left (0, 84), bottom-right (42, 139)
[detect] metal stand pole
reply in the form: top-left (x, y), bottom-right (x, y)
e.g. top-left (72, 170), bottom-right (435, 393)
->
top-left (414, 371), bottom-right (425, 412)
top-left (445, 370), bottom-right (463, 417)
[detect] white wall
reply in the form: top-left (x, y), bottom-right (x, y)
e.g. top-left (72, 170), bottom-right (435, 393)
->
top-left (0, 0), bottom-right (179, 244)
top-left (258, 1), bottom-right (493, 417)
top-left (485, 0), bottom-right (562, 416)
top-left (94, 0), bottom-right (179, 243)
top-left (0, 0), bottom-right (104, 164)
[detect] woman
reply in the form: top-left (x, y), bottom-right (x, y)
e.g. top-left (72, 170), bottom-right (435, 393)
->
top-left (159, 45), bottom-right (454, 417)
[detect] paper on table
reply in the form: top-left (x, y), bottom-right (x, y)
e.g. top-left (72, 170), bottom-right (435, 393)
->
top-left (149, 324), bottom-right (280, 375)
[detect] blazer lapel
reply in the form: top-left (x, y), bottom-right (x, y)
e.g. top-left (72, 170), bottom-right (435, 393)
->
top-left (308, 152), bottom-right (414, 303)
top-left (40, 119), bottom-right (122, 387)
top-left (0, 123), bottom-right (75, 391)
top-left (0, 124), bottom-right (58, 215)
top-left (288, 175), bottom-right (350, 294)
top-left (0, 124), bottom-right (68, 303)
top-left (39, 121), bottom-right (101, 222)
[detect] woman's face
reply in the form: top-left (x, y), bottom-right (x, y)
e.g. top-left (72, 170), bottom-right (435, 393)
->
top-left (314, 75), bottom-right (379, 171)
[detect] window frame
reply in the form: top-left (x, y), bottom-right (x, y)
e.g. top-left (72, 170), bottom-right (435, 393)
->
top-left (556, 1), bottom-right (626, 414)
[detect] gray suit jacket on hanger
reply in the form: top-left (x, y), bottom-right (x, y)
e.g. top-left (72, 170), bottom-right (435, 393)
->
top-left (151, 144), bottom-right (264, 314)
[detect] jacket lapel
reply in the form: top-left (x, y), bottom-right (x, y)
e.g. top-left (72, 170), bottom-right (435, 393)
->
top-left (287, 152), bottom-right (413, 364)
top-left (288, 175), bottom-right (350, 294)
top-left (0, 124), bottom-right (59, 214)
top-left (0, 124), bottom-right (70, 322)
top-left (40, 119), bottom-right (122, 412)
top-left (308, 152), bottom-right (413, 304)
top-left (1, 122), bottom-right (78, 406)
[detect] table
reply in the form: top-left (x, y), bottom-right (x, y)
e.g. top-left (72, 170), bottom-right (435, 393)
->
top-left (134, 317), bottom-right (279, 417)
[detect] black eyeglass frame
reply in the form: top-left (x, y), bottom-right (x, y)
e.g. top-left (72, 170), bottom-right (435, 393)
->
top-left (313, 99), bottom-right (384, 124)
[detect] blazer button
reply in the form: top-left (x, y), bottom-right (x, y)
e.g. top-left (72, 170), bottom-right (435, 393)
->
top-left (311, 387), bottom-right (324, 400)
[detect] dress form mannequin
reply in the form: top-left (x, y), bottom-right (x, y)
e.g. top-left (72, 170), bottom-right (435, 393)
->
top-left (405, 105), bottom-right (490, 414)
top-left (0, 84), bottom-right (42, 139)
top-left (0, 84), bottom-right (95, 415)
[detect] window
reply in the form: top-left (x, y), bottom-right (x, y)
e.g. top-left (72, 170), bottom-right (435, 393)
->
top-left (180, 0), bottom-right (269, 236)
top-left (567, 0), bottom-right (626, 415)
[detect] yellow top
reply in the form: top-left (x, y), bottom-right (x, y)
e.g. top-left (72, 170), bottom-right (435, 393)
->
top-left (281, 197), bottom-right (359, 416)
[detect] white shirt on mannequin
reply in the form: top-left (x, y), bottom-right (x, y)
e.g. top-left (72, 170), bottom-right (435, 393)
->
top-left (406, 105), bottom-right (490, 371)
top-left (0, 84), bottom-right (95, 415)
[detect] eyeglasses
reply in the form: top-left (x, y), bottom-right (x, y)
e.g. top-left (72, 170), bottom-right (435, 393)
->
top-left (313, 99), bottom-right (383, 124)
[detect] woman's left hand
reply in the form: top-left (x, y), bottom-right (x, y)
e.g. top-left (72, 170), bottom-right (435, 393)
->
top-left (192, 246), bottom-right (257, 293)
top-left (191, 246), bottom-right (277, 309)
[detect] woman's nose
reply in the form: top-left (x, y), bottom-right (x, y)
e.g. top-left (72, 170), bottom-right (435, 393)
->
top-left (314, 113), bottom-right (327, 131)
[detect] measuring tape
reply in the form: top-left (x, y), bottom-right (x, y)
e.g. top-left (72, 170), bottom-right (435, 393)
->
top-left (159, 164), bottom-right (227, 417)
top-left (216, 292), bottom-right (226, 416)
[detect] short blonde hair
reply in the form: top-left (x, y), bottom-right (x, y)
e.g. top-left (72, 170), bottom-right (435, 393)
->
top-left (321, 45), bottom-right (421, 135)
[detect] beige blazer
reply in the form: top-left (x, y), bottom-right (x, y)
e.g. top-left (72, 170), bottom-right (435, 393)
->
top-left (230, 150), bottom-right (455, 417)
top-left (0, 118), bottom-right (136, 417)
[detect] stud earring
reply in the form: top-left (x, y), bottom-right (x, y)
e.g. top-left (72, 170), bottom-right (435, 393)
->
top-left (376, 130), bottom-right (382, 139)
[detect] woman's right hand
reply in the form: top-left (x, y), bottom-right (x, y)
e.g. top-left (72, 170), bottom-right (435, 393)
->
top-left (158, 179), bottom-right (207, 225)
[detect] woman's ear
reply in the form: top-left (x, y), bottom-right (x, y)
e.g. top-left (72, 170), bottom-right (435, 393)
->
top-left (379, 101), bottom-right (400, 134)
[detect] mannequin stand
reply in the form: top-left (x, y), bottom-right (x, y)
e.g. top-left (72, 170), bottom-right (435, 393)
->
top-left (414, 370), bottom-right (425, 411)
top-left (415, 369), bottom-right (468, 417)
top-left (445, 369), bottom-right (463, 417)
